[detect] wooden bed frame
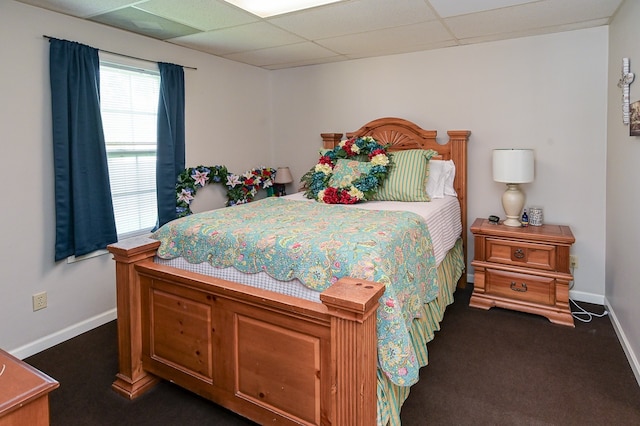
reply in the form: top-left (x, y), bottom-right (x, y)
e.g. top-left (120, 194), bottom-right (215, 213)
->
top-left (107, 117), bottom-right (470, 425)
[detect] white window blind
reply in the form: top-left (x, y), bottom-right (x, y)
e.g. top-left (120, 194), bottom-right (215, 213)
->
top-left (100, 59), bottom-right (160, 239)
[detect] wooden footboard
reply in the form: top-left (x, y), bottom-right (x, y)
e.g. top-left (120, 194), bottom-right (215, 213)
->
top-left (108, 238), bottom-right (385, 426)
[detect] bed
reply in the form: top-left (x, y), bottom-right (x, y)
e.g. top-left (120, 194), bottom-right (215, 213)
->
top-left (107, 117), bottom-right (470, 425)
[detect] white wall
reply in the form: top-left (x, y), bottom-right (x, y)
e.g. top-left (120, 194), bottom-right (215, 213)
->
top-left (0, 1), bottom-right (271, 357)
top-left (606, 0), bottom-right (640, 383)
top-left (270, 27), bottom-right (609, 304)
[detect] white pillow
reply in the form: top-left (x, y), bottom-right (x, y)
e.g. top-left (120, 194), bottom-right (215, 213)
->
top-left (443, 160), bottom-right (457, 197)
top-left (426, 160), bottom-right (446, 198)
top-left (426, 160), bottom-right (457, 199)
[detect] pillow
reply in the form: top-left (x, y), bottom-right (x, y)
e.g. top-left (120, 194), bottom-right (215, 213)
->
top-left (443, 160), bottom-right (457, 196)
top-left (426, 159), bottom-right (457, 199)
top-left (328, 158), bottom-right (372, 188)
top-left (426, 160), bottom-right (447, 199)
top-left (372, 149), bottom-right (438, 202)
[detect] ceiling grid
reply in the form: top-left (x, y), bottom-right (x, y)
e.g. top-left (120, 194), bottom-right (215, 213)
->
top-left (16, 0), bottom-right (624, 69)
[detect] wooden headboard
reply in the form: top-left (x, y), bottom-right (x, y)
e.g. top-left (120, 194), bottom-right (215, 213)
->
top-left (321, 117), bottom-right (471, 286)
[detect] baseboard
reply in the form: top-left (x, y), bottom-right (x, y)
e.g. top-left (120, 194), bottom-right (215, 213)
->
top-left (604, 297), bottom-right (640, 387)
top-left (9, 309), bottom-right (117, 360)
top-left (568, 289), bottom-right (604, 305)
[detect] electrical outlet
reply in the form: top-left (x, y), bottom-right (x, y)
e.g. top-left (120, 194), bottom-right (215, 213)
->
top-left (570, 255), bottom-right (579, 269)
top-left (33, 292), bottom-right (47, 311)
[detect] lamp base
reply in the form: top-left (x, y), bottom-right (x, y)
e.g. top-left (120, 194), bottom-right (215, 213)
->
top-left (502, 217), bottom-right (522, 227)
top-left (501, 183), bottom-right (525, 227)
top-left (274, 183), bottom-right (287, 196)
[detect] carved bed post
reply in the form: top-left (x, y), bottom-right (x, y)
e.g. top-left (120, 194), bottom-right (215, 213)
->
top-left (447, 130), bottom-right (471, 287)
top-left (107, 238), bottom-right (161, 399)
top-left (320, 133), bottom-right (343, 150)
top-left (320, 277), bottom-right (385, 426)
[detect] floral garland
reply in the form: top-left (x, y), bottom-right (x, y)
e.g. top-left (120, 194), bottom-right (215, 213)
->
top-left (176, 165), bottom-right (276, 218)
top-left (301, 136), bottom-right (391, 204)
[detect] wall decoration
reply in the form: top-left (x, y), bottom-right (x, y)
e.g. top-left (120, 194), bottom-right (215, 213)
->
top-left (630, 101), bottom-right (640, 136)
top-left (175, 165), bottom-right (276, 217)
top-left (617, 58), bottom-right (635, 125)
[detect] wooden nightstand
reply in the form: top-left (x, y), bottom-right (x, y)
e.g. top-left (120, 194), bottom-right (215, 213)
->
top-left (469, 218), bottom-right (575, 327)
top-left (0, 349), bottom-right (59, 426)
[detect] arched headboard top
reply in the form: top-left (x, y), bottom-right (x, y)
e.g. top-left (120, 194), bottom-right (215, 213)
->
top-left (346, 117), bottom-right (438, 151)
top-left (321, 117), bottom-right (469, 158)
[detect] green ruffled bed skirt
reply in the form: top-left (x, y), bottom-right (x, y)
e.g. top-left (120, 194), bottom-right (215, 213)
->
top-left (377, 238), bottom-right (465, 425)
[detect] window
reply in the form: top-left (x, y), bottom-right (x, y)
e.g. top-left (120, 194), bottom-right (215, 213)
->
top-left (100, 57), bottom-right (160, 239)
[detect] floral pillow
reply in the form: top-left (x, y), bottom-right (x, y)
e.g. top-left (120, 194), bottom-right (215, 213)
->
top-left (328, 159), bottom-right (373, 188)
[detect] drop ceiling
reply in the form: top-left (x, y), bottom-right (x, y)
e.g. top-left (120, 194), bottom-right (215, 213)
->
top-left (16, 0), bottom-right (624, 70)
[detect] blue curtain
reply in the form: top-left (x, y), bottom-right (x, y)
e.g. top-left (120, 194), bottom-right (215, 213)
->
top-left (49, 38), bottom-right (117, 261)
top-left (156, 62), bottom-right (185, 228)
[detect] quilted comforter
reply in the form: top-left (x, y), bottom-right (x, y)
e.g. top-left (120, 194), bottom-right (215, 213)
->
top-left (152, 197), bottom-right (438, 386)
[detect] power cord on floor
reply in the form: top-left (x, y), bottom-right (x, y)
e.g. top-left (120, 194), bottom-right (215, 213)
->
top-left (568, 265), bottom-right (609, 323)
top-left (570, 298), bottom-right (609, 323)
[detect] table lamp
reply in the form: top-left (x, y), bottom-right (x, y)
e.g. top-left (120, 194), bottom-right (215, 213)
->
top-left (274, 167), bottom-right (293, 196)
top-left (492, 149), bottom-right (534, 227)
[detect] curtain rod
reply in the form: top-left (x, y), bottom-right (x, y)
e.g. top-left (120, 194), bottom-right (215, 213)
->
top-left (42, 35), bottom-right (197, 70)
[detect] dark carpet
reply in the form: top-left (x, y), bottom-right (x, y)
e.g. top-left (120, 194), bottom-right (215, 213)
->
top-left (26, 285), bottom-right (640, 425)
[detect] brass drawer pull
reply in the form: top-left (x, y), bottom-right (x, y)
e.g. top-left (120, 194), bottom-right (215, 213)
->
top-left (513, 248), bottom-right (525, 259)
top-left (510, 282), bottom-right (528, 292)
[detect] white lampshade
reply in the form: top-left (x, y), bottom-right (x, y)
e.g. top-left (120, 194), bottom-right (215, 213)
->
top-left (493, 149), bottom-right (534, 183)
top-left (274, 167), bottom-right (293, 184)
top-left (492, 149), bottom-right (535, 227)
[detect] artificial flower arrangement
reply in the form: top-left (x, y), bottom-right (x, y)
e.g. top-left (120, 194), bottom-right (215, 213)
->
top-left (176, 165), bottom-right (276, 217)
top-left (301, 136), bottom-right (391, 204)
top-left (225, 166), bottom-right (275, 207)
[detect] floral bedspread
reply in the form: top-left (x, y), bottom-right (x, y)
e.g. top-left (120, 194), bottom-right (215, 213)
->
top-left (152, 197), bottom-right (438, 386)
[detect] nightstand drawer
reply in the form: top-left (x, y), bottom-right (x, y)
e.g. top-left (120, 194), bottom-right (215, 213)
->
top-left (486, 238), bottom-right (556, 271)
top-left (485, 269), bottom-right (555, 306)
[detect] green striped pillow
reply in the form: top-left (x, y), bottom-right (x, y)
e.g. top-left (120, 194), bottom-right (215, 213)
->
top-left (371, 149), bottom-right (438, 202)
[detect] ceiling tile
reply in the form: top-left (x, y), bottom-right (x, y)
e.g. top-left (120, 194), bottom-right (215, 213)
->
top-left (344, 39), bottom-right (459, 60)
top-left (318, 21), bottom-right (453, 56)
top-left (263, 55), bottom-right (347, 70)
top-left (445, 0), bottom-right (622, 39)
top-left (15, 0), bottom-right (138, 18)
top-left (429, 0), bottom-right (537, 18)
top-left (268, 0), bottom-right (436, 40)
top-left (135, 0), bottom-right (258, 31)
top-left (90, 6), bottom-right (201, 40)
top-left (460, 17), bottom-right (611, 45)
top-left (169, 22), bottom-right (306, 56)
top-left (223, 42), bottom-right (340, 67)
